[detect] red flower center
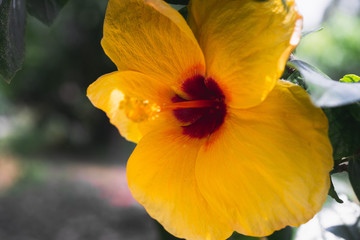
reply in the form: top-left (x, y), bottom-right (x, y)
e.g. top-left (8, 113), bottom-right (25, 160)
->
top-left (172, 75), bottom-right (227, 139)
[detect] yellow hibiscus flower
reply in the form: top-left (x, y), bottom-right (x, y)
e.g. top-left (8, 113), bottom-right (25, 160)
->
top-left (87, 0), bottom-right (333, 239)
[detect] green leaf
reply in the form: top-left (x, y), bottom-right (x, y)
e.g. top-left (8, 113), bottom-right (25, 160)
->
top-left (326, 221), bottom-right (360, 240)
top-left (349, 102), bottom-right (360, 122)
top-left (267, 226), bottom-right (293, 240)
top-left (328, 176), bottom-right (344, 203)
top-left (348, 155), bottom-right (360, 201)
top-left (284, 69), bottom-right (306, 89)
top-left (227, 232), bottom-right (258, 240)
top-left (340, 74), bottom-right (360, 83)
top-left (164, 0), bottom-right (189, 4)
top-left (155, 220), bottom-right (182, 240)
top-left (178, 6), bottom-right (188, 20)
top-left (302, 27), bottom-right (324, 38)
top-left (323, 106), bottom-right (360, 161)
top-left (288, 60), bottom-right (360, 107)
top-left (26, 0), bottom-right (69, 26)
top-left (0, 0), bottom-right (26, 83)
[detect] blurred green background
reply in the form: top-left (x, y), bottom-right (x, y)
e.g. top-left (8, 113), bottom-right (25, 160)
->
top-left (0, 0), bottom-right (360, 239)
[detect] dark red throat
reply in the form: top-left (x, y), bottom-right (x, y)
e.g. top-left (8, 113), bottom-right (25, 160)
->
top-left (172, 75), bottom-right (226, 139)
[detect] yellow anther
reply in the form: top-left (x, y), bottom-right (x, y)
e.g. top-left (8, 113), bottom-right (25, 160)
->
top-left (119, 96), bottom-right (160, 122)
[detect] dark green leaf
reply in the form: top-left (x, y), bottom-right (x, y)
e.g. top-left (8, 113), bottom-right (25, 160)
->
top-left (348, 155), bottom-right (360, 201)
top-left (328, 176), bottom-right (344, 203)
top-left (331, 161), bottom-right (348, 174)
top-left (323, 105), bottom-right (360, 162)
top-left (326, 221), bottom-right (360, 240)
top-left (0, 0), bottom-right (26, 83)
top-left (267, 226), bottom-right (293, 240)
top-left (227, 232), bottom-right (258, 240)
top-left (288, 60), bottom-right (360, 107)
top-left (302, 27), bottom-right (324, 38)
top-left (26, 0), bottom-right (69, 26)
top-left (155, 220), bottom-right (182, 240)
top-left (164, 0), bottom-right (189, 5)
top-left (284, 69), bottom-right (307, 89)
top-left (348, 102), bottom-right (360, 122)
top-left (340, 74), bottom-right (360, 83)
top-left (178, 6), bottom-right (188, 20)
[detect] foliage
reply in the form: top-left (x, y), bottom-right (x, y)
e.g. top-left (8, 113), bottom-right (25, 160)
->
top-left (302, 27), bottom-right (324, 38)
top-left (0, 0), bottom-right (69, 83)
top-left (288, 60), bottom-right (360, 107)
top-left (296, 11), bottom-right (360, 80)
top-left (0, 0), bottom-right (136, 159)
top-left (348, 155), bottom-right (360, 201)
top-left (326, 217), bottom-right (360, 240)
top-left (340, 74), bottom-right (360, 83)
top-left (267, 227), bottom-right (293, 240)
top-left (227, 232), bottom-right (258, 240)
top-left (323, 105), bottom-right (360, 163)
top-left (0, 0), bottom-right (26, 83)
top-left (26, 0), bottom-right (69, 26)
top-left (165, 0), bottom-right (189, 4)
top-left (328, 178), bottom-right (344, 204)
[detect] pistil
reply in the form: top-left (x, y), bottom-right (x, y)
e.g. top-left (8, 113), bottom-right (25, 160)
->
top-left (169, 75), bottom-right (227, 139)
top-left (161, 99), bottom-right (217, 111)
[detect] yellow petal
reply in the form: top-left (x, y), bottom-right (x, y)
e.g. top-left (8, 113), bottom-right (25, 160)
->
top-left (195, 80), bottom-right (333, 236)
top-left (188, 0), bottom-right (302, 108)
top-left (127, 126), bottom-right (233, 240)
top-left (102, 0), bottom-right (205, 91)
top-left (87, 71), bottom-right (175, 143)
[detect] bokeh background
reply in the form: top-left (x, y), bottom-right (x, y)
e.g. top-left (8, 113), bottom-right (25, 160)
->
top-left (0, 0), bottom-right (360, 239)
